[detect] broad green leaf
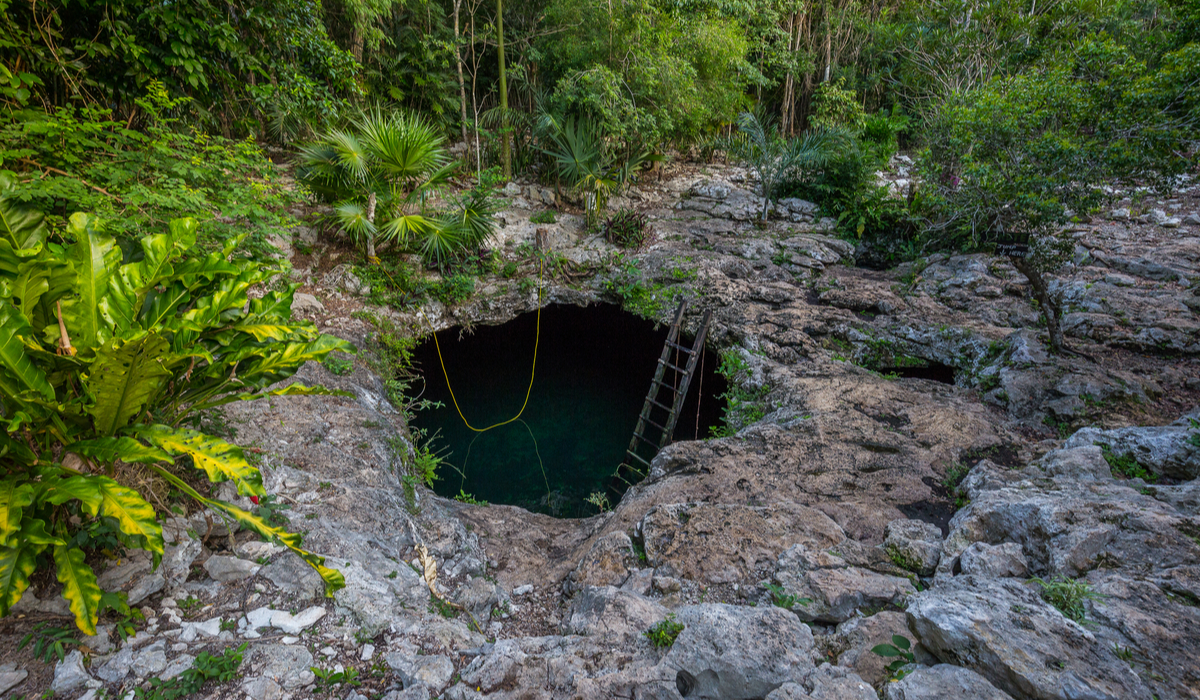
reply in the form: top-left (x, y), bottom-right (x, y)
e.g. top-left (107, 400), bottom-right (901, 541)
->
top-left (871, 644), bottom-right (903, 657)
top-left (224, 323), bottom-right (299, 343)
top-left (39, 475), bottom-right (104, 515)
top-left (892, 635), bottom-right (912, 650)
top-left (96, 478), bottom-right (163, 555)
top-left (210, 499), bottom-right (345, 596)
top-left (0, 172), bottom-right (47, 251)
top-left (65, 437), bottom-right (173, 465)
top-left (137, 425), bottom-right (264, 497)
top-left (0, 480), bottom-right (34, 548)
top-left (11, 261), bottom-right (49, 320)
top-left (142, 283), bottom-right (191, 330)
top-left (0, 297), bottom-right (54, 400)
top-left (0, 432), bottom-right (36, 465)
top-left (191, 383), bottom-right (351, 412)
top-left (60, 213), bottom-right (120, 350)
top-left (236, 335), bottom-right (354, 386)
top-left (144, 463), bottom-right (344, 596)
top-left (0, 541), bottom-right (39, 616)
top-left (18, 518), bottom-right (63, 546)
top-left (100, 266), bottom-right (141, 333)
top-left (54, 544), bottom-right (102, 635)
top-left (85, 332), bottom-right (173, 435)
top-left (167, 217), bottom-right (197, 252)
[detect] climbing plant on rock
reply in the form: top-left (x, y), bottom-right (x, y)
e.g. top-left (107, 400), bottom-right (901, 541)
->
top-left (0, 186), bottom-right (350, 634)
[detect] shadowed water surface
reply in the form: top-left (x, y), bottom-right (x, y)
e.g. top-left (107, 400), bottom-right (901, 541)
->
top-left (409, 303), bottom-right (725, 517)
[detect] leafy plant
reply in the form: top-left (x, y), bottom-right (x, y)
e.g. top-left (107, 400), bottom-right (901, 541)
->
top-left (530, 211), bottom-right (557, 225)
top-left (764, 583), bottom-right (810, 611)
top-left (602, 209), bottom-right (651, 250)
top-left (454, 490), bottom-right (488, 506)
top-left (731, 111), bottom-right (838, 222)
top-left (298, 108), bottom-right (496, 265)
top-left (1032, 575), bottom-right (1102, 624)
top-left (322, 354), bottom-right (355, 376)
top-left (311, 665), bottom-right (361, 693)
top-left (541, 116), bottom-right (649, 228)
top-left (709, 350), bottom-right (769, 438)
top-left (584, 491), bottom-right (610, 512)
top-left (19, 623), bottom-right (80, 663)
top-left (644, 614), bottom-right (685, 649)
top-left (871, 634), bottom-right (916, 680)
top-left (252, 495), bottom-right (292, 529)
top-left (134, 643), bottom-right (247, 700)
top-left (0, 203), bottom-right (348, 634)
top-left (177, 596), bottom-right (202, 618)
top-left (1100, 446), bottom-right (1158, 483)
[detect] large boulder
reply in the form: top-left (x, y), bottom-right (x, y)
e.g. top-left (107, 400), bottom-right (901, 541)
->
top-left (884, 519), bottom-right (943, 576)
top-left (1066, 418), bottom-right (1200, 480)
top-left (662, 603), bottom-right (816, 699)
top-left (775, 544), bottom-right (916, 623)
top-left (883, 664), bottom-right (1013, 700)
top-left (562, 585), bottom-right (668, 645)
top-left (907, 576), bottom-right (1152, 700)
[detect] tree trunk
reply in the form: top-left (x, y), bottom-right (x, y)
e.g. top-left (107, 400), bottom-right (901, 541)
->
top-left (781, 12), bottom-right (797, 133)
top-left (1011, 255), bottom-right (1065, 352)
top-left (366, 191), bottom-right (378, 262)
top-left (497, 0), bottom-right (511, 179)
top-left (453, 0), bottom-right (469, 147)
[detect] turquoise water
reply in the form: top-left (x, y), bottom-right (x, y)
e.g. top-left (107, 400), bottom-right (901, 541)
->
top-left (408, 304), bottom-right (725, 517)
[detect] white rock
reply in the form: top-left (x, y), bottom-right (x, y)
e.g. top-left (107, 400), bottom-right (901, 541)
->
top-left (271, 605), bottom-right (326, 635)
top-left (361, 643), bottom-right (376, 661)
top-left (203, 555), bottom-right (261, 583)
top-left (52, 650), bottom-right (92, 693)
top-left (512, 584), bottom-right (534, 596)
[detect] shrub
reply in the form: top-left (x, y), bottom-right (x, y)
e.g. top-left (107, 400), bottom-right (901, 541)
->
top-left (602, 209), bottom-right (650, 249)
top-left (1031, 575), bottom-right (1101, 624)
top-left (644, 614), bottom-right (685, 649)
top-left (0, 201), bottom-right (348, 634)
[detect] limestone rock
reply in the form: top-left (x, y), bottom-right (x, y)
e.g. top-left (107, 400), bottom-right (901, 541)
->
top-left (642, 502), bottom-right (846, 584)
top-left (51, 650), bottom-right (91, 694)
top-left (884, 519), bottom-right (943, 576)
top-left (883, 664), bottom-right (1014, 700)
top-left (562, 585), bottom-right (668, 645)
top-left (835, 611), bottom-right (930, 686)
top-left (203, 554), bottom-right (260, 583)
top-left (262, 552), bottom-right (325, 598)
top-left (802, 664), bottom-right (876, 700)
top-left (958, 542), bottom-right (1028, 578)
top-left (455, 576), bottom-right (501, 622)
top-left (662, 603), bottom-right (815, 699)
top-left (765, 683), bottom-right (814, 700)
top-left (775, 544), bottom-right (916, 623)
top-left (291, 292), bottom-right (325, 314)
top-left (1065, 420), bottom-right (1200, 480)
top-left (0, 665), bottom-right (26, 696)
top-left (390, 654), bottom-right (455, 692)
top-left (249, 644), bottom-right (316, 690)
top-left (569, 531), bottom-right (637, 590)
top-left (271, 605), bottom-right (326, 634)
top-left (96, 647), bottom-right (134, 682)
top-left (907, 576), bottom-right (1152, 700)
top-left (131, 639), bottom-right (168, 677)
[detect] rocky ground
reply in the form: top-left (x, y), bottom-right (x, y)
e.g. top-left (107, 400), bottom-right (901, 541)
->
top-left (3, 159), bottom-right (1200, 700)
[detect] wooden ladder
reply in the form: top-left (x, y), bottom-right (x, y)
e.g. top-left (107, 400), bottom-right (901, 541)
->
top-left (619, 299), bottom-right (713, 480)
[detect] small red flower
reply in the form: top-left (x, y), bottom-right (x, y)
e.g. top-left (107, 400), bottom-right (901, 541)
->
top-left (250, 495), bottom-right (260, 505)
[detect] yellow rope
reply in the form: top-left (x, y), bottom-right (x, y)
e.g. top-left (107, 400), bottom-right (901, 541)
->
top-left (433, 258), bottom-right (543, 432)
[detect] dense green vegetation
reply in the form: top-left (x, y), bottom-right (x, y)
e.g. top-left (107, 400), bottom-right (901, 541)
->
top-left (0, 0), bottom-right (1198, 633)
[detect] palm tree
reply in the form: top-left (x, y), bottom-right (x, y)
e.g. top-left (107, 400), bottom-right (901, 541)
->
top-left (734, 111), bottom-right (840, 222)
top-left (298, 109), bottom-right (493, 266)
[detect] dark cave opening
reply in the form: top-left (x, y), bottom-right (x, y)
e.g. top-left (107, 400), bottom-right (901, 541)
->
top-left (408, 303), bottom-right (728, 517)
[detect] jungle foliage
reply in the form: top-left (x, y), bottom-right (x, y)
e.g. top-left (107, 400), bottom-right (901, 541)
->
top-left (0, 188), bottom-right (348, 633)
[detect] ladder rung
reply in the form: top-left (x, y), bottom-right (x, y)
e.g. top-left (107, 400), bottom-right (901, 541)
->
top-left (643, 417), bottom-right (668, 434)
top-left (634, 433), bottom-right (659, 448)
top-left (652, 378), bottom-right (679, 391)
top-left (658, 359), bottom-right (688, 373)
top-left (647, 398), bottom-right (673, 412)
top-left (666, 341), bottom-right (694, 354)
top-left (625, 452), bottom-right (651, 467)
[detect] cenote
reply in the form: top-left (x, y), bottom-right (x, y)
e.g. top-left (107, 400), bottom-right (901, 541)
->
top-left (409, 303), bottom-right (727, 517)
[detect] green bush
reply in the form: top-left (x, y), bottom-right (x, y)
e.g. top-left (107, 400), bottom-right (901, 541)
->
top-left (0, 198), bottom-right (348, 634)
top-left (644, 614), bottom-right (685, 649)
